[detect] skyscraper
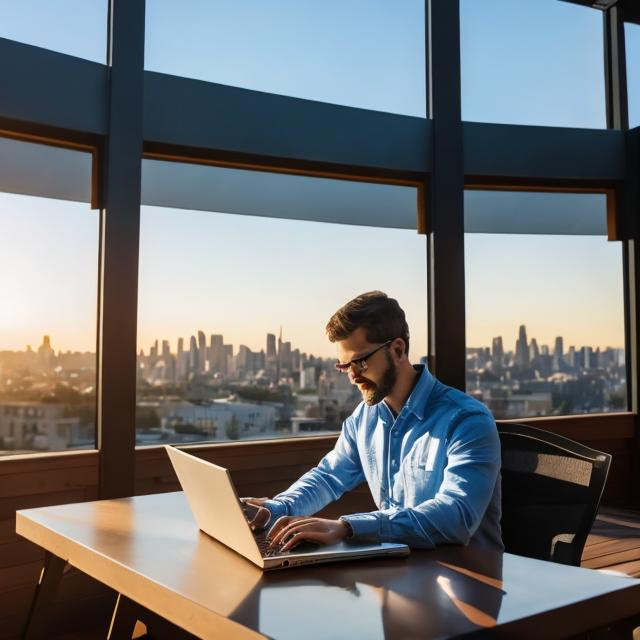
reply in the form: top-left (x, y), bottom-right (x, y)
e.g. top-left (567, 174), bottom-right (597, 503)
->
top-left (189, 335), bottom-right (199, 374)
top-left (515, 325), bottom-right (529, 368)
top-left (177, 337), bottom-right (187, 380)
top-left (491, 336), bottom-right (504, 367)
top-left (266, 333), bottom-right (276, 358)
top-left (209, 335), bottom-right (224, 374)
top-left (198, 330), bottom-right (207, 373)
top-left (553, 336), bottom-right (564, 372)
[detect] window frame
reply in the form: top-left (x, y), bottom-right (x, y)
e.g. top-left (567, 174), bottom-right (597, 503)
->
top-left (0, 0), bottom-right (635, 501)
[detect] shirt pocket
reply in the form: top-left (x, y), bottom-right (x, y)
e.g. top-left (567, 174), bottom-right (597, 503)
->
top-left (401, 457), bottom-right (432, 506)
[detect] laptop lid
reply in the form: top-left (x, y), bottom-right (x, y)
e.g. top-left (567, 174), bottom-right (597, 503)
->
top-left (165, 445), bottom-right (264, 567)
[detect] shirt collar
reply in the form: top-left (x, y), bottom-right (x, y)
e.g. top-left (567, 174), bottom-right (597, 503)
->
top-left (403, 365), bottom-right (436, 421)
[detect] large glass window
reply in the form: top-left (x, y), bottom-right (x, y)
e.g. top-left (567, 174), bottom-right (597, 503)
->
top-left (464, 189), bottom-right (626, 419)
top-left (0, 1), bottom-right (107, 63)
top-left (625, 22), bottom-right (640, 129)
top-left (0, 137), bottom-right (98, 454)
top-left (144, 0), bottom-right (426, 117)
top-left (136, 160), bottom-right (427, 445)
top-left (460, 0), bottom-right (606, 128)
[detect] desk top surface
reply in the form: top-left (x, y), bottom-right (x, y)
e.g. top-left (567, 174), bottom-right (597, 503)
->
top-left (16, 491), bottom-right (640, 640)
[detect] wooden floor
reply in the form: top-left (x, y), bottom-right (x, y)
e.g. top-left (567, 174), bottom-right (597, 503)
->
top-left (581, 507), bottom-right (640, 577)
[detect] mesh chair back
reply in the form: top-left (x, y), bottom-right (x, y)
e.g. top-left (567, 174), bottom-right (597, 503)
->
top-left (497, 422), bottom-right (611, 566)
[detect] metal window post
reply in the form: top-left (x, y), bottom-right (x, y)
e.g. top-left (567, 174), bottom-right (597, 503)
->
top-left (97, 0), bottom-right (146, 498)
top-left (425, 0), bottom-right (466, 390)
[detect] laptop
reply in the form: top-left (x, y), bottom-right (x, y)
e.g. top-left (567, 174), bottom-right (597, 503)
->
top-left (165, 445), bottom-right (410, 571)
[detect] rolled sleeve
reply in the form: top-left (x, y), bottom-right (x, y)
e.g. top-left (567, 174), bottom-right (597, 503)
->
top-left (263, 499), bottom-right (288, 523)
top-left (340, 513), bottom-right (381, 544)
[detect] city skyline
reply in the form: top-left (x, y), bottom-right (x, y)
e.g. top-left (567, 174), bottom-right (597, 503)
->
top-left (0, 321), bottom-right (626, 364)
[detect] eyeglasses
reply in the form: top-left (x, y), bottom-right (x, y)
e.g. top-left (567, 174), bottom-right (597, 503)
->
top-left (334, 340), bottom-right (393, 373)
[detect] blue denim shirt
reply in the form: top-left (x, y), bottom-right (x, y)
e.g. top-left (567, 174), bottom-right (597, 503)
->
top-left (265, 366), bottom-right (503, 550)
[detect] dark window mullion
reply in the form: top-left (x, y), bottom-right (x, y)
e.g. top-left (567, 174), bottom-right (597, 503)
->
top-left (97, 0), bottom-right (145, 498)
top-left (425, 0), bottom-right (465, 390)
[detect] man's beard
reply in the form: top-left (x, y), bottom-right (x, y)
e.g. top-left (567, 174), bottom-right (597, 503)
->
top-left (356, 353), bottom-right (397, 406)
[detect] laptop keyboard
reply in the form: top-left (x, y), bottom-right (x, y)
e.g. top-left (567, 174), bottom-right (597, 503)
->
top-left (241, 502), bottom-right (319, 557)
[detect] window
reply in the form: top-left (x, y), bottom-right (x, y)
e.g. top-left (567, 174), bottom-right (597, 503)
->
top-left (0, 137), bottom-right (98, 454)
top-left (625, 22), bottom-right (640, 129)
top-left (464, 189), bottom-right (626, 419)
top-left (136, 159), bottom-right (428, 445)
top-left (460, 0), bottom-right (606, 128)
top-left (0, 1), bottom-right (107, 63)
top-left (145, 0), bottom-right (426, 117)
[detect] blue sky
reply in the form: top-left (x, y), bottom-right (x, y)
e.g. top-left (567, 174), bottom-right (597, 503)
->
top-left (0, 1), bottom-right (630, 355)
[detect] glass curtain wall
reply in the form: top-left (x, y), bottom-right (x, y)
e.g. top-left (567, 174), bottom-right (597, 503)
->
top-left (625, 22), bottom-right (640, 128)
top-left (144, 0), bottom-right (426, 117)
top-left (136, 160), bottom-right (428, 445)
top-left (464, 189), bottom-right (627, 419)
top-left (0, 137), bottom-right (99, 454)
top-left (0, 0), bottom-right (107, 62)
top-left (460, 0), bottom-right (606, 128)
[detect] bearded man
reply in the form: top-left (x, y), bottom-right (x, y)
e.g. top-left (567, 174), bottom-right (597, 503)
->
top-left (243, 291), bottom-right (503, 552)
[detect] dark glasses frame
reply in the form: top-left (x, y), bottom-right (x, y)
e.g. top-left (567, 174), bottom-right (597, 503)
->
top-left (334, 339), bottom-right (394, 373)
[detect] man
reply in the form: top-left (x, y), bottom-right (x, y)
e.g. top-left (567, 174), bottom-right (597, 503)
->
top-left (244, 291), bottom-right (502, 552)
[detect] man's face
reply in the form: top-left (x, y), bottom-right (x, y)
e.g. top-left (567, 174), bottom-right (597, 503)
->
top-left (336, 327), bottom-right (398, 406)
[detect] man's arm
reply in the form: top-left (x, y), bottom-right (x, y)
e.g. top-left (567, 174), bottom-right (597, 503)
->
top-left (339, 413), bottom-right (500, 548)
top-left (243, 410), bottom-right (366, 530)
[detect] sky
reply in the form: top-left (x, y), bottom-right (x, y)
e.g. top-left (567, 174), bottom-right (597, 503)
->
top-left (0, 0), bottom-right (633, 356)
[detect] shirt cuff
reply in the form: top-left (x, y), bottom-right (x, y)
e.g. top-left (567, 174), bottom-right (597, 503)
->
top-left (263, 499), bottom-right (288, 523)
top-left (340, 513), bottom-right (381, 544)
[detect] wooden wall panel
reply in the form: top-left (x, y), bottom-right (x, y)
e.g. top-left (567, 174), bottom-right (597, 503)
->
top-left (0, 451), bottom-right (100, 640)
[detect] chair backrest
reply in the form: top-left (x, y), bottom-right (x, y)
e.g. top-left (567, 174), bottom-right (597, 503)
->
top-left (497, 422), bottom-right (611, 566)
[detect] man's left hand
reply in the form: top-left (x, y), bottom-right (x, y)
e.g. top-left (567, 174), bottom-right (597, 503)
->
top-left (268, 516), bottom-right (349, 551)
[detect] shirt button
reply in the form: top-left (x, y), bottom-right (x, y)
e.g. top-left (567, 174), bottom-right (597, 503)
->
top-left (391, 459), bottom-right (397, 466)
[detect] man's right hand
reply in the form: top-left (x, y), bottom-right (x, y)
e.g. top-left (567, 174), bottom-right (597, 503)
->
top-left (240, 497), bottom-right (272, 532)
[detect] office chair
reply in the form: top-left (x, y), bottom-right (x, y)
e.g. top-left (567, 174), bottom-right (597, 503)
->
top-left (497, 422), bottom-right (611, 566)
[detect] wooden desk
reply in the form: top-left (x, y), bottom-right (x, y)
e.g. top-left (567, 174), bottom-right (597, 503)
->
top-left (16, 492), bottom-right (640, 639)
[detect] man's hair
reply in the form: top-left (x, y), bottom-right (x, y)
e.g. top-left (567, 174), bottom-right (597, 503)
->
top-left (326, 291), bottom-right (410, 354)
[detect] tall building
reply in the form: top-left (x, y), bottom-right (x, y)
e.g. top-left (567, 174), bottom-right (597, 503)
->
top-left (515, 325), bottom-right (529, 369)
top-left (280, 341), bottom-right (293, 373)
top-left (266, 333), bottom-right (276, 358)
top-left (176, 337), bottom-right (187, 380)
top-left (491, 336), bottom-right (504, 367)
top-left (209, 335), bottom-right (224, 374)
top-left (553, 336), bottom-right (564, 372)
top-left (529, 338), bottom-right (540, 361)
top-left (189, 335), bottom-right (199, 375)
top-left (197, 330), bottom-right (207, 373)
top-left (37, 335), bottom-right (55, 371)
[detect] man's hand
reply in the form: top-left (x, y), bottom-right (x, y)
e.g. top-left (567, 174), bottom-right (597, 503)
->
top-left (240, 497), bottom-right (272, 532)
top-left (268, 516), bottom-right (349, 552)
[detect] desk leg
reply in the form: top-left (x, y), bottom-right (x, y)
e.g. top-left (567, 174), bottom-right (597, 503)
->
top-left (22, 551), bottom-right (67, 640)
top-left (108, 594), bottom-right (139, 640)
top-left (108, 594), bottom-right (198, 640)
